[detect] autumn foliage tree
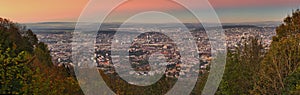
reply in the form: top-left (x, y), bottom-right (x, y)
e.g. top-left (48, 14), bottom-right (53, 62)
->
top-left (214, 9), bottom-right (300, 95)
top-left (250, 9), bottom-right (300, 94)
top-left (0, 18), bottom-right (83, 94)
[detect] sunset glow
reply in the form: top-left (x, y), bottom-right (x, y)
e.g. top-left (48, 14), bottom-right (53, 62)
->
top-left (0, 0), bottom-right (299, 23)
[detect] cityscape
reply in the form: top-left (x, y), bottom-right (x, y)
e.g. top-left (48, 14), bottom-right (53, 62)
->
top-left (27, 22), bottom-right (276, 78)
top-left (1, 0), bottom-right (300, 94)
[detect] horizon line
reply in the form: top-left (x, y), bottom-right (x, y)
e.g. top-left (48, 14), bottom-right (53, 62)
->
top-left (22, 20), bottom-right (283, 24)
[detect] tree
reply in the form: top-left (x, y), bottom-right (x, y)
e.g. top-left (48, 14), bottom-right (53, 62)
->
top-left (23, 29), bottom-right (38, 46)
top-left (283, 67), bottom-right (300, 94)
top-left (0, 46), bottom-right (34, 94)
top-left (217, 36), bottom-right (265, 95)
top-left (0, 18), bottom-right (83, 94)
top-left (252, 9), bottom-right (300, 94)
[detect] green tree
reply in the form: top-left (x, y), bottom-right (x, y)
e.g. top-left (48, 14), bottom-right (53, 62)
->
top-left (283, 67), bottom-right (300, 94)
top-left (23, 29), bottom-right (38, 46)
top-left (0, 46), bottom-right (34, 94)
top-left (217, 37), bottom-right (265, 95)
top-left (0, 18), bottom-right (83, 94)
top-left (252, 9), bottom-right (300, 94)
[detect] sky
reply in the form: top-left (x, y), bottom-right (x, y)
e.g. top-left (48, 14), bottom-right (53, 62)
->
top-left (0, 0), bottom-right (299, 23)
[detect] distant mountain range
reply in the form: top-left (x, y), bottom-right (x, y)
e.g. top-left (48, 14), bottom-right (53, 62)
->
top-left (23, 21), bottom-right (281, 32)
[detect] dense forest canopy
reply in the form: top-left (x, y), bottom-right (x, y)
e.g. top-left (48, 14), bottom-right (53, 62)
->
top-left (217, 9), bottom-right (300, 95)
top-left (0, 18), bottom-right (83, 94)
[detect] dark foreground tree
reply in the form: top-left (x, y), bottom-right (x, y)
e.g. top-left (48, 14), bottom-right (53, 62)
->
top-left (0, 18), bottom-right (83, 94)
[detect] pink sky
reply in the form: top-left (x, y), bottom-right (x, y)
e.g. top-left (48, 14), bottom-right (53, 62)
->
top-left (209, 0), bottom-right (298, 8)
top-left (0, 0), bottom-right (298, 23)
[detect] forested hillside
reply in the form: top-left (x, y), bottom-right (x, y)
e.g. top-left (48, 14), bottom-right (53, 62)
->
top-left (0, 18), bottom-right (83, 94)
top-left (217, 10), bottom-right (300, 95)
